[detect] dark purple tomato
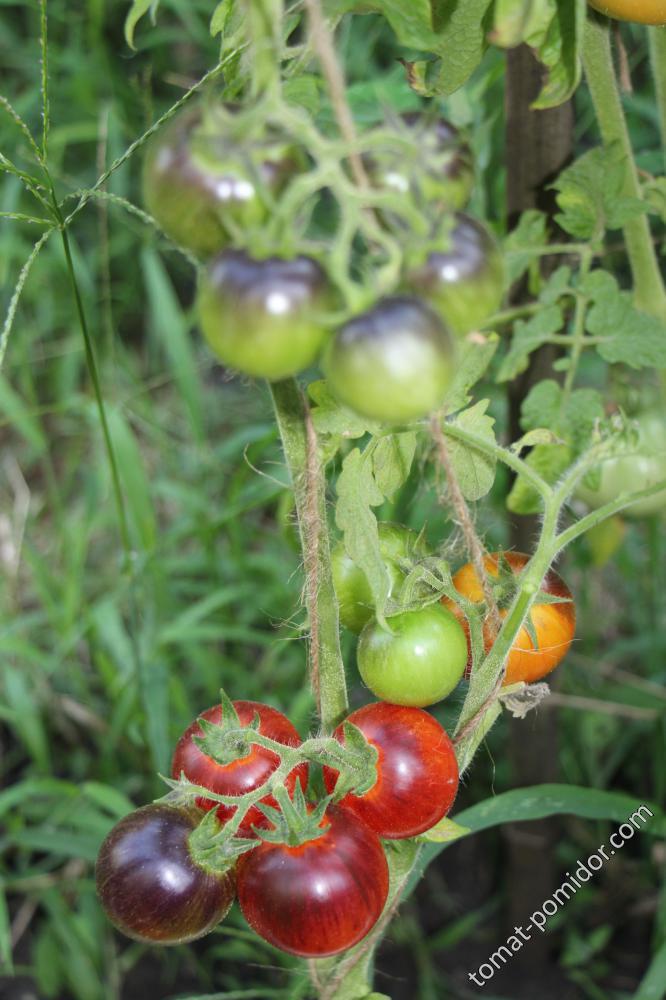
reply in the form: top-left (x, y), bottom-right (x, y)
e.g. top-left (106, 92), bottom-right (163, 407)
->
top-left (197, 250), bottom-right (330, 379)
top-left (142, 105), bottom-right (299, 258)
top-left (370, 112), bottom-right (474, 212)
top-left (322, 702), bottom-right (459, 839)
top-left (236, 805), bottom-right (389, 956)
top-left (95, 804), bottom-right (235, 944)
top-left (405, 213), bottom-right (505, 337)
top-left (323, 296), bottom-right (455, 422)
top-left (171, 700), bottom-right (309, 836)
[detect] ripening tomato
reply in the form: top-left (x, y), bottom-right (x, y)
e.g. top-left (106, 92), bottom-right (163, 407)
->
top-left (323, 702), bottom-right (459, 838)
top-left (142, 105), bottom-right (300, 257)
top-left (96, 804), bottom-right (235, 945)
top-left (443, 552), bottom-right (576, 685)
top-left (369, 112), bottom-right (474, 212)
top-left (588, 0), bottom-right (666, 25)
top-left (198, 250), bottom-right (330, 380)
top-left (323, 296), bottom-right (455, 423)
top-left (575, 412), bottom-right (666, 519)
top-left (405, 213), bottom-right (505, 337)
top-left (236, 805), bottom-right (388, 956)
top-left (171, 701), bottom-right (308, 836)
top-left (331, 522), bottom-right (426, 634)
top-left (357, 604), bottom-right (468, 707)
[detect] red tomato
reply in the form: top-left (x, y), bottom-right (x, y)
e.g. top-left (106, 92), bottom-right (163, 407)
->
top-left (171, 701), bottom-right (308, 835)
top-left (322, 702), bottom-right (459, 839)
top-left (443, 552), bottom-right (576, 685)
top-left (236, 805), bottom-right (388, 957)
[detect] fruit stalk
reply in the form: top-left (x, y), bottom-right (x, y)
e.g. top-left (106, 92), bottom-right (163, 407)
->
top-left (270, 378), bottom-right (348, 731)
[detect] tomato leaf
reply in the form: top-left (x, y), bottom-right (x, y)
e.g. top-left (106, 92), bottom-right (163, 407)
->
top-left (503, 210), bottom-right (549, 285)
top-left (497, 305), bottom-right (564, 382)
top-left (507, 442), bottom-right (572, 514)
top-left (371, 433), bottom-right (417, 499)
top-left (445, 401), bottom-right (497, 501)
top-left (444, 332), bottom-right (499, 416)
top-left (335, 447), bottom-right (391, 626)
top-left (554, 145), bottom-right (648, 239)
top-left (582, 271), bottom-right (666, 369)
top-left (327, 0), bottom-right (494, 96)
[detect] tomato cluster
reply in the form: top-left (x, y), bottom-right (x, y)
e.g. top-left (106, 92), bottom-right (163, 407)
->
top-left (96, 697), bottom-right (459, 955)
top-left (143, 104), bottom-right (505, 421)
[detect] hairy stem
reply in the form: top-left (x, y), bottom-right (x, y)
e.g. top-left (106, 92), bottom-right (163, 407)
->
top-left (302, 0), bottom-right (369, 188)
top-left (648, 26), bottom-right (666, 170)
top-left (431, 416), bottom-right (502, 633)
top-left (270, 379), bottom-right (348, 731)
top-left (582, 16), bottom-right (666, 319)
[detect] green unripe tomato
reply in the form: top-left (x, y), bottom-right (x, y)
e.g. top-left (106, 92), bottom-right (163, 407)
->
top-left (142, 106), bottom-right (299, 258)
top-left (576, 412), bottom-right (666, 519)
top-left (405, 214), bottom-right (505, 337)
top-left (198, 250), bottom-right (330, 380)
top-left (331, 523), bottom-right (426, 634)
top-left (323, 297), bottom-right (455, 423)
top-left (369, 112), bottom-right (474, 212)
top-left (357, 604), bottom-right (468, 707)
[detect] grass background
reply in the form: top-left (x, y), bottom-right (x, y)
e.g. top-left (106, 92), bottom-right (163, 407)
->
top-left (1, 2), bottom-right (665, 998)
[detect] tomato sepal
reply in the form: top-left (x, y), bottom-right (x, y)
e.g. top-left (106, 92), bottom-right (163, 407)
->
top-left (253, 783), bottom-right (332, 847)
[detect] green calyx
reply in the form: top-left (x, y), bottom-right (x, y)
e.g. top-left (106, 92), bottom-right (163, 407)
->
top-left (188, 809), bottom-right (257, 875)
top-left (255, 782), bottom-right (331, 847)
top-left (320, 722), bottom-right (379, 800)
top-left (193, 689), bottom-right (258, 766)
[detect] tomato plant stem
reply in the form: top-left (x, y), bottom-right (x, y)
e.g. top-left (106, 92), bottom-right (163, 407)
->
top-left (270, 378), bottom-right (348, 731)
top-left (582, 16), bottom-right (666, 320)
top-left (648, 27), bottom-right (666, 170)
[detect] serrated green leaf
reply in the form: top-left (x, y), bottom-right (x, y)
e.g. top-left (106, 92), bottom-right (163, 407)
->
top-left (444, 332), bottom-right (499, 415)
top-left (511, 428), bottom-right (560, 454)
top-left (491, 0), bottom-right (554, 48)
top-left (335, 448), bottom-right (390, 624)
top-left (554, 145), bottom-right (647, 239)
top-left (371, 433), bottom-right (417, 499)
top-left (497, 305), bottom-right (563, 381)
top-left (503, 210), bottom-right (548, 285)
top-left (582, 271), bottom-right (666, 369)
top-left (331, 0), bottom-right (493, 97)
top-left (283, 76), bottom-right (321, 114)
top-left (445, 400), bottom-right (496, 501)
top-left (308, 380), bottom-right (379, 442)
top-left (531, 0), bottom-right (584, 109)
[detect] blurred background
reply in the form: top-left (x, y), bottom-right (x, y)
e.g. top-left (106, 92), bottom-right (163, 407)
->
top-left (1, 2), bottom-right (664, 998)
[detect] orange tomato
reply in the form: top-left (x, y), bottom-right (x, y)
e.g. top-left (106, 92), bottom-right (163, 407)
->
top-left (588, 0), bottom-right (666, 25)
top-left (443, 551), bottom-right (576, 685)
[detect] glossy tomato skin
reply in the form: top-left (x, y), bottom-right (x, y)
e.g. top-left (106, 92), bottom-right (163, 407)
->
top-left (143, 106), bottom-right (298, 258)
top-left (198, 250), bottom-right (330, 380)
top-left (588, 0), bottom-right (666, 24)
top-left (236, 805), bottom-right (388, 957)
top-left (405, 214), bottom-right (505, 337)
top-left (444, 552), bottom-right (576, 685)
top-left (331, 523), bottom-right (424, 634)
top-left (171, 701), bottom-right (308, 836)
top-left (358, 604), bottom-right (468, 707)
top-left (575, 412), bottom-right (666, 519)
top-left (323, 296), bottom-right (455, 423)
top-left (323, 702), bottom-right (459, 838)
top-left (370, 112), bottom-right (474, 211)
top-left (96, 804), bottom-right (235, 945)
